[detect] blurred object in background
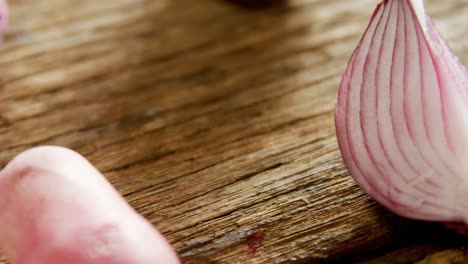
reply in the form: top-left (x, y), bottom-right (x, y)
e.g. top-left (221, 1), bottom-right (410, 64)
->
top-left (0, 0), bottom-right (7, 41)
top-left (225, 0), bottom-right (286, 8)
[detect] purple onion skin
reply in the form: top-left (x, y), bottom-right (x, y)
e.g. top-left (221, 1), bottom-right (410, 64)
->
top-left (0, 0), bottom-right (6, 41)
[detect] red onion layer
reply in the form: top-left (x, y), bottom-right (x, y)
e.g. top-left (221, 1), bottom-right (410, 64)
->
top-left (335, 0), bottom-right (468, 228)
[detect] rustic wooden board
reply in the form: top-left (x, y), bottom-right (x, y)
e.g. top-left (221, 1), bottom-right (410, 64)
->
top-left (0, 0), bottom-right (467, 263)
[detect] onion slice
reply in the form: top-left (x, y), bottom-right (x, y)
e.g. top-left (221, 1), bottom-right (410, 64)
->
top-left (335, 0), bottom-right (468, 227)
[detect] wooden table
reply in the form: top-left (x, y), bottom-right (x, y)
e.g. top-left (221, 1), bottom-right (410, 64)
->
top-left (0, 0), bottom-right (467, 263)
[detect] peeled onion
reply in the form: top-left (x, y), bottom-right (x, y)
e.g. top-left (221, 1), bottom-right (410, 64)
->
top-left (335, 0), bottom-right (468, 228)
top-left (0, 146), bottom-right (180, 264)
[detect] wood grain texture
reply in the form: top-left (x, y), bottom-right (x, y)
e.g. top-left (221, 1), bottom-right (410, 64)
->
top-left (0, 0), bottom-right (467, 263)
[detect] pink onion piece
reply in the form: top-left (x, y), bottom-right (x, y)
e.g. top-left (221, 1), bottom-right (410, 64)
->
top-left (335, 0), bottom-right (468, 232)
top-left (0, 0), bottom-right (6, 41)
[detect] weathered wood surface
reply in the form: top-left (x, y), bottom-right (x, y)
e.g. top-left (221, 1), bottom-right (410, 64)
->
top-left (0, 0), bottom-right (467, 263)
